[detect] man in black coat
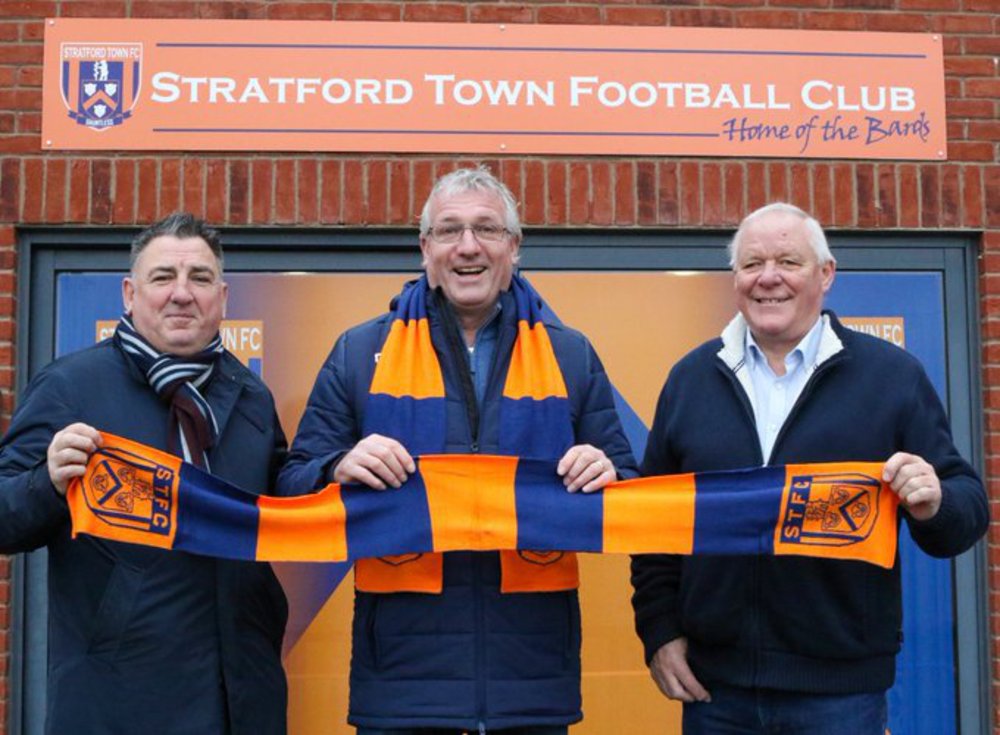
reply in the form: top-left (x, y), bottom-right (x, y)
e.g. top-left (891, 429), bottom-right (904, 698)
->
top-left (0, 213), bottom-right (289, 735)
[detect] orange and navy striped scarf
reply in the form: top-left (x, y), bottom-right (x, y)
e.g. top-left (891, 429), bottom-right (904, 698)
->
top-left (67, 432), bottom-right (900, 570)
top-left (364, 273), bottom-right (573, 457)
top-left (357, 274), bottom-right (579, 592)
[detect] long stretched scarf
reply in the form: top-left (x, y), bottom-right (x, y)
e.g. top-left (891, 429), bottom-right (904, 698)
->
top-left (114, 314), bottom-right (224, 469)
top-left (68, 432), bottom-right (900, 570)
top-left (360, 274), bottom-right (578, 591)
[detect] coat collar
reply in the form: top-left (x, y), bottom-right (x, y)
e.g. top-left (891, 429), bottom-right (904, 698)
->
top-left (717, 311), bottom-right (844, 373)
top-left (114, 339), bottom-right (246, 440)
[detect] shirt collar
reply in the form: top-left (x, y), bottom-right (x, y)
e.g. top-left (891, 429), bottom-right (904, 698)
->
top-left (745, 316), bottom-right (824, 374)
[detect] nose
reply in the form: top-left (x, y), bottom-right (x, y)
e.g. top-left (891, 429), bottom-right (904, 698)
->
top-left (758, 260), bottom-right (782, 285)
top-left (170, 278), bottom-right (195, 303)
top-left (456, 227), bottom-right (481, 253)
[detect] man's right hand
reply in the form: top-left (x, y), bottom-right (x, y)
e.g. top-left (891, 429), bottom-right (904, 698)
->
top-left (332, 433), bottom-right (416, 490)
top-left (649, 637), bottom-right (711, 703)
top-left (47, 423), bottom-right (103, 496)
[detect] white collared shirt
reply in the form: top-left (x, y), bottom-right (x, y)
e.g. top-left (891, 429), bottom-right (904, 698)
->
top-left (745, 317), bottom-right (824, 463)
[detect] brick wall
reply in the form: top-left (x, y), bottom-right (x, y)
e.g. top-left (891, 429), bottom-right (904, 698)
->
top-left (0, 0), bottom-right (998, 732)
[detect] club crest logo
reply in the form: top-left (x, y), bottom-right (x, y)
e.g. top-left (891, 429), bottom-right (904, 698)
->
top-left (780, 473), bottom-right (881, 546)
top-left (60, 43), bottom-right (142, 130)
top-left (80, 448), bottom-right (173, 535)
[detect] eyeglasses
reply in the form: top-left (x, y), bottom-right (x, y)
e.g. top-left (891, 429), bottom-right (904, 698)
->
top-left (426, 223), bottom-right (510, 244)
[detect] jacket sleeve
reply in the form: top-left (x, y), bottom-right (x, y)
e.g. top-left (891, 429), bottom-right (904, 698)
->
top-left (0, 366), bottom-right (78, 553)
top-left (569, 337), bottom-right (639, 480)
top-left (898, 367), bottom-right (988, 558)
top-left (275, 332), bottom-right (362, 496)
top-left (629, 372), bottom-right (686, 664)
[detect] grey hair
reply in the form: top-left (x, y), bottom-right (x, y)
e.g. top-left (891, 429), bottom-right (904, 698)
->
top-left (130, 212), bottom-right (223, 271)
top-left (419, 166), bottom-right (522, 241)
top-left (728, 202), bottom-right (834, 268)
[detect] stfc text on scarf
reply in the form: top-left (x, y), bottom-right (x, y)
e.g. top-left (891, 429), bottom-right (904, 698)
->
top-left (68, 432), bottom-right (898, 569)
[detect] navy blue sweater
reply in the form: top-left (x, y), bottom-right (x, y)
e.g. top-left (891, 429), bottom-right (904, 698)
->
top-left (631, 312), bottom-right (988, 694)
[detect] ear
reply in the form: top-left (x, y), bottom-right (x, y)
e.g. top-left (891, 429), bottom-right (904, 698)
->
top-left (820, 260), bottom-right (836, 294)
top-left (220, 281), bottom-right (229, 319)
top-left (419, 235), bottom-right (431, 269)
top-left (122, 276), bottom-right (135, 314)
top-left (509, 235), bottom-right (522, 265)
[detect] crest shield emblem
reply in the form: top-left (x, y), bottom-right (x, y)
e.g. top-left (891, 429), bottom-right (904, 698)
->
top-left (780, 472), bottom-right (882, 547)
top-left (60, 43), bottom-right (142, 130)
top-left (79, 447), bottom-right (174, 535)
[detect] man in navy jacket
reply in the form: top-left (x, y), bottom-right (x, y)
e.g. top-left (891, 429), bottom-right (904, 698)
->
top-left (631, 203), bottom-right (988, 734)
top-left (278, 167), bottom-right (636, 734)
top-left (0, 214), bottom-right (288, 735)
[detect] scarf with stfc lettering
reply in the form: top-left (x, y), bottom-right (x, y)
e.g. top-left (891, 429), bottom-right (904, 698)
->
top-left (114, 314), bottom-right (224, 470)
top-left (67, 432), bottom-right (900, 570)
top-left (359, 273), bottom-right (578, 592)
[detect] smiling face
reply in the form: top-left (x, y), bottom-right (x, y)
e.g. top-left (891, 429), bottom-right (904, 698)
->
top-left (122, 235), bottom-right (228, 356)
top-left (733, 210), bottom-right (835, 361)
top-left (420, 188), bottom-right (520, 335)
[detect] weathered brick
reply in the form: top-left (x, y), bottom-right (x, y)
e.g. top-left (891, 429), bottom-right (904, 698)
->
top-left (832, 163), bottom-right (854, 226)
top-left (604, 7), bottom-right (668, 25)
top-left (366, 160), bottom-right (388, 225)
top-left (469, 5), bottom-right (534, 23)
top-left (182, 158), bottom-right (205, 217)
top-left (679, 161), bottom-right (701, 224)
top-left (43, 157), bottom-right (66, 223)
top-left (319, 159), bottom-right (343, 225)
top-left (388, 160), bottom-right (410, 226)
top-left (228, 159), bottom-right (249, 225)
top-left (657, 161), bottom-right (679, 225)
top-left (267, 2), bottom-right (334, 20)
top-left (702, 163), bottom-right (724, 226)
top-left (342, 160), bottom-right (365, 224)
top-left (403, 4), bottom-right (468, 22)
top-left (159, 159), bottom-right (181, 218)
top-left (963, 165), bottom-right (984, 228)
top-left (614, 161), bottom-right (635, 226)
top-left (876, 165), bottom-right (898, 228)
top-left (112, 159), bottom-right (135, 224)
top-left (90, 159), bottom-right (112, 224)
top-left (334, 3), bottom-right (402, 21)
top-left (298, 158), bottom-right (320, 224)
top-left (940, 165), bottom-right (961, 228)
top-left (20, 157), bottom-right (42, 224)
top-left (898, 164), bottom-right (920, 227)
top-left (855, 163), bottom-right (876, 227)
top-left (920, 165), bottom-right (940, 228)
top-left (522, 160), bottom-right (544, 225)
top-left (590, 162), bottom-right (613, 226)
top-left (568, 162), bottom-right (589, 226)
top-left (136, 159), bottom-right (157, 223)
top-left (546, 161), bottom-right (567, 225)
top-left (205, 159), bottom-right (227, 223)
top-left (537, 5), bottom-right (603, 25)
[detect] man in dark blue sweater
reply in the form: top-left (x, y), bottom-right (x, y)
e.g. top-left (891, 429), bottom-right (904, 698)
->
top-left (630, 202), bottom-right (988, 735)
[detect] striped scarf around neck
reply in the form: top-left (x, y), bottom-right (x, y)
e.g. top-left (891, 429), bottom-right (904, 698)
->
top-left (359, 273), bottom-right (578, 593)
top-left (114, 313), bottom-right (224, 469)
top-left (365, 272), bottom-right (573, 458)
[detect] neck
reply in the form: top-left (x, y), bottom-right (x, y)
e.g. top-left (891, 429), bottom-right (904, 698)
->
top-left (456, 308), bottom-right (491, 347)
top-left (751, 335), bottom-right (793, 377)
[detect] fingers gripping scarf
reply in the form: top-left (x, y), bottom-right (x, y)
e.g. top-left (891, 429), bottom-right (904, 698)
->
top-left (358, 274), bottom-right (578, 593)
top-left (114, 314), bottom-right (224, 469)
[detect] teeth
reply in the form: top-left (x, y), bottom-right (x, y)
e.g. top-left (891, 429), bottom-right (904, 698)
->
top-left (455, 267), bottom-right (485, 275)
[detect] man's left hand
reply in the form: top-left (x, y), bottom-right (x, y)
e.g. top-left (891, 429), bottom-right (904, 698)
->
top-left (883, 452), bottom-right (942, 521)
top-left (557, 444), bottom-right (616, 493)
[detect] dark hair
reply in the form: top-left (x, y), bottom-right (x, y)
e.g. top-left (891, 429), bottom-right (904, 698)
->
top-left (130, 212), bottom-right (223, 271)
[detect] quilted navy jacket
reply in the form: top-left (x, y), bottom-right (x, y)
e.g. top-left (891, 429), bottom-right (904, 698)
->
top-left (278, 285), bottom-right (637, 731)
